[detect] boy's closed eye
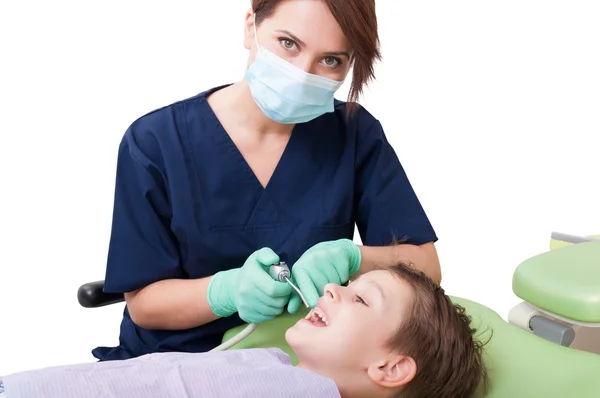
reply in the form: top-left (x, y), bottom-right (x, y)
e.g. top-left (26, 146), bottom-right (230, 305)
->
top-left (354, 295), bottom-right (368, 306)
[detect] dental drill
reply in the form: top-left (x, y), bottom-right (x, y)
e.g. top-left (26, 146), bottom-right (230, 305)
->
top-left (209, 261), bottom-right (310, 352)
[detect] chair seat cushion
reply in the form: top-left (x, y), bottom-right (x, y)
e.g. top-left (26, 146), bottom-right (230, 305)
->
top-left (512, 241), bottom-right (600, 323)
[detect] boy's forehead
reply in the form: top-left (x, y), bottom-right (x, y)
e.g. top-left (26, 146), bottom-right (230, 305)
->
top-left (377, 271), bottom-right (417, 305)
top-left (357, 270), bottom-right (412, 296)
top-left (358, 269), bottom-right (395, 282)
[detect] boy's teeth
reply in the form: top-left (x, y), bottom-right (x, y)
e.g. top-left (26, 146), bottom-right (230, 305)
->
top-left (302, 307), bottom-right (330, 326)
top-left (309, 307), bottom-right (329, 326)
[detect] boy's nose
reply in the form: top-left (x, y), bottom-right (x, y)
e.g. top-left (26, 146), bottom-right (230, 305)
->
top-left (323, 283), bottom-right (342, 302)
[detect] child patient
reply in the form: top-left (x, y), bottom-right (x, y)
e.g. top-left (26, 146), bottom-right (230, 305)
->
top-left (0, 263), bottom-right (488, 398)
top-left (288, 263), bottom-right (489, 398)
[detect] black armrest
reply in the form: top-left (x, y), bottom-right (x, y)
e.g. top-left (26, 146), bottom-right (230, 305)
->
top-left (77, 280), bottom-right (125, 308)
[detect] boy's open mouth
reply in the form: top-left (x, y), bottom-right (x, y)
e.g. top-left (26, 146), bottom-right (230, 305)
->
top-left (305, 307), bottom-right (328, 327)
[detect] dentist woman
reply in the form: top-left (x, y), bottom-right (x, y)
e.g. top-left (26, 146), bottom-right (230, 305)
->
top-left (93, 0), bottom-right (441, 361)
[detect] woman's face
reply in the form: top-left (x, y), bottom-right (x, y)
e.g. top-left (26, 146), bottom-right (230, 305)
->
top-left (244, 0), bottom-right (353, 81)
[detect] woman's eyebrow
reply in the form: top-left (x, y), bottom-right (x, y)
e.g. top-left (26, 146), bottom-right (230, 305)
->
top-left (276, 30), bottom-right (306, 47)
top-left (275, 29), bottom-right (351, 59)
top-left (322, 50), bottom-right (351, 59)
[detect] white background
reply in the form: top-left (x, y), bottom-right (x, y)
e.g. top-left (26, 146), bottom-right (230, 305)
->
top-left (1, 0), bottom-right (598, 376)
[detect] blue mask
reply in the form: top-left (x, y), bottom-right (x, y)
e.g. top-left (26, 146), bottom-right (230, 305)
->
top-left (245, 16), bottom-right (345, 124)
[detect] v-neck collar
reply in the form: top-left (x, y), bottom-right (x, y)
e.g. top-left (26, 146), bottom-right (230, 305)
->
top-left (202, 86), bottom-right (305, 194)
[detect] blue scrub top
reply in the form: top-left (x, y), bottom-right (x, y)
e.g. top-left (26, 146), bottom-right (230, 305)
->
top-left (92, 85), bottom-right (437, 361)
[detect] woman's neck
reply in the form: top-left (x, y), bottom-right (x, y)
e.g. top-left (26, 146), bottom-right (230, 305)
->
top-left (212, 80), bottom-right (295, 138)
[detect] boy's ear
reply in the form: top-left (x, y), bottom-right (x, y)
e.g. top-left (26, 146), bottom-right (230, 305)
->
top-left (366, 354), bottom-right (416, 389)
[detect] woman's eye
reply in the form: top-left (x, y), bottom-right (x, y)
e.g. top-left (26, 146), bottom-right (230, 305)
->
top-left (322, 57), bottom-right (341, 68)
top-left (279, 38), bottom-right (296, 50)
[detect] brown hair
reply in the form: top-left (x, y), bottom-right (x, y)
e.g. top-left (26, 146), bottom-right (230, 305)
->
top-left (383, 263), bottom-right (490, 398)
top-left (251, 0), bottom-right (382, 115)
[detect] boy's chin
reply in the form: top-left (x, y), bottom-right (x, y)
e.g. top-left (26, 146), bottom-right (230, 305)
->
top-left (284, 321), bottom-right (304, 349)
top-left (286, 325), bottom-right (339, 360)
top-left (285, 321), bottom-right (321, 352)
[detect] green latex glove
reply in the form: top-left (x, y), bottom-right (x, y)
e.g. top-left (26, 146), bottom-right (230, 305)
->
top-left (207, 247), bottom-right (293, 324)
top-left (287, 239), bottom-right (362, 313)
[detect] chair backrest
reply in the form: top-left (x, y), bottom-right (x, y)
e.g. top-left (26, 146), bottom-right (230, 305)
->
top-left (223, 297), bottom-right (600, 397)
top-left (452, 296), bottom-right (600, 397)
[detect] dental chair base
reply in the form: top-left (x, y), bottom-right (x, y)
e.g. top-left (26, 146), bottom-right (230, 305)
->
top-left (509, 301), bottom-right (600, 355)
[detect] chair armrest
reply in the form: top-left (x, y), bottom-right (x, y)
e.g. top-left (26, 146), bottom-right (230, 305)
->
top-left (77, 280), bottom-right (125, 308)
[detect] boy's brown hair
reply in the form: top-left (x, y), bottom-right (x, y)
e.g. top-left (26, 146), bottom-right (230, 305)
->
top-left (383, 263), bottom-right (490, 398)
top-left (251, 0), bottom-right (382, 115)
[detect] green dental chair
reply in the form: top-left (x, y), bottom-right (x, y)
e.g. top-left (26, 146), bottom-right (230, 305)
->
top-left (78, 233), bottom-right (600, 397)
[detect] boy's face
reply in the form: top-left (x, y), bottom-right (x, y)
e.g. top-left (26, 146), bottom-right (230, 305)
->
top-left (285, 269), bottom-right (417, 392)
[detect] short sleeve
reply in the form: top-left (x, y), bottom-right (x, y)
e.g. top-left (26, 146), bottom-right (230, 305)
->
top-left (103, 129), bottom-right (183, 293)
top-left (354, 119), bottom-right (438, 247)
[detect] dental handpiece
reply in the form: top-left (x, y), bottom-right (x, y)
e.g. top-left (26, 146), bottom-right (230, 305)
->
top-left (269, 261), bottom-right (310, 309)
top-left (209, 261), bottom-right (309, 352)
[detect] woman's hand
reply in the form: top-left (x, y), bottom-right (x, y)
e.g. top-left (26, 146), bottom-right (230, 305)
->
top-left (287, 239), bottom-right (362, 313)
top-left (207, 248), bottom-right (293, 324)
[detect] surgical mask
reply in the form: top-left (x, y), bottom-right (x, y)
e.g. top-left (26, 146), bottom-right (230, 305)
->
top-left (245, 15), bottom-right (345, 124)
